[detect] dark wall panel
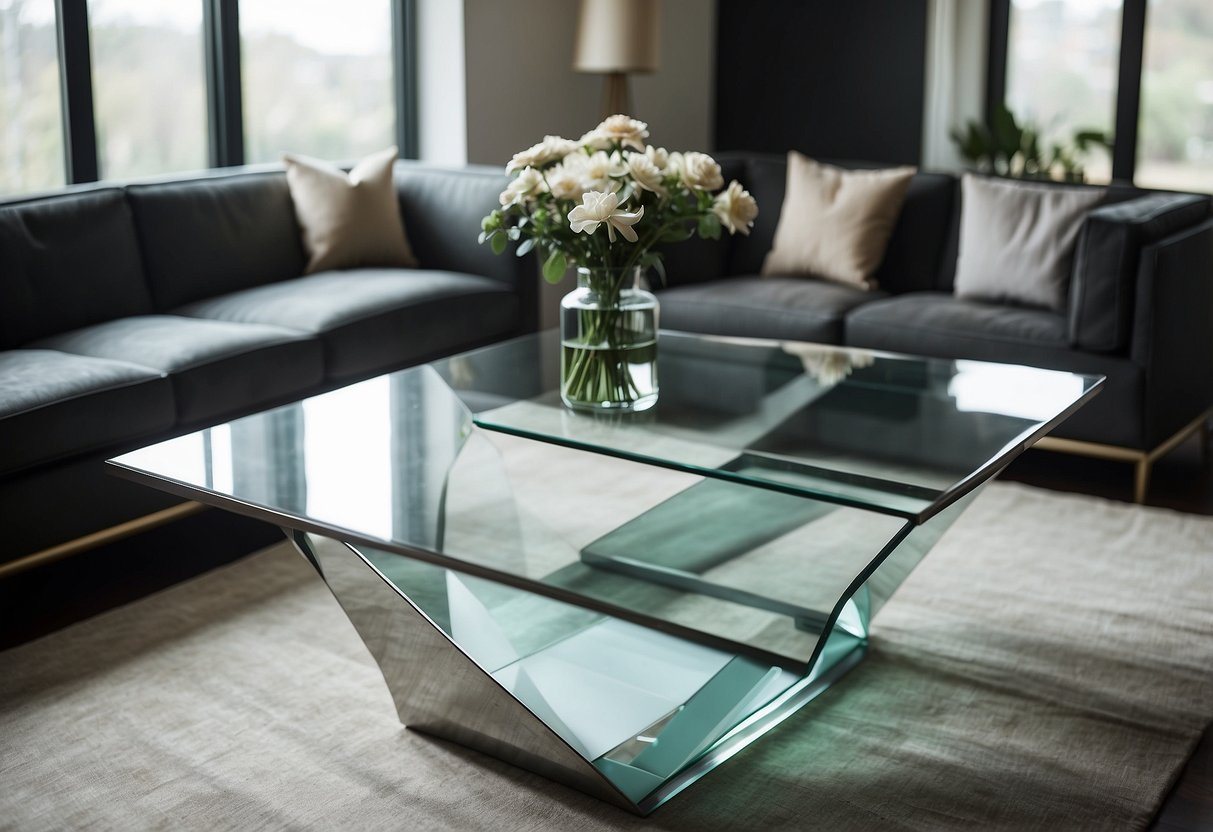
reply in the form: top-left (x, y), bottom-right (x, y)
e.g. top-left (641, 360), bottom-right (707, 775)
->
top-left (715, 0), bottom-right (929, 165)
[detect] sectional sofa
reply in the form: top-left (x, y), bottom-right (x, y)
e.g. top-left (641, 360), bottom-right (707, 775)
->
top-left (657, 152), bottom-right (1213, 501)
top-left (0, 161), bottom-right (537, 566)
top-left (4, 151), bottom-right (1210, 570)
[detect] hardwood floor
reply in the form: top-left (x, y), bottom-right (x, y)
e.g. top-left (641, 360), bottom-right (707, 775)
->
top-left (1, 434), bottom-right (1209, 829)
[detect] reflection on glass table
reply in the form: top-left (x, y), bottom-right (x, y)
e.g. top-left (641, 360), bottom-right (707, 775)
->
top-left (110, 330), bottom-right (1102, 814)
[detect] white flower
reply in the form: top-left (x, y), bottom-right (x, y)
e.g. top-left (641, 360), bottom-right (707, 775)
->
top-left (506, 135), bottom-right (578, 172)
top-left (544, 162), bottom-right (584, 201)
top-left (568, 191), bottom-right (644, 243)
top-left (594, 115), bottom-right (650, 151)
top-left (625, 151), bottom-right (667, 197)
top-left (665, 151), bottom-right (684, 176)
top-left (577, 129), bottom-right (614, 151)
top-left (712, 180), bottom-right (758, 235)
top-left (577, 151), bottom-right (627, 192)
top-left (679, 151), bottom-right (723, 190)
top-left (644, 145), bottom-right (670, 172)
top-left (498, 167), bottom-right (546, 207)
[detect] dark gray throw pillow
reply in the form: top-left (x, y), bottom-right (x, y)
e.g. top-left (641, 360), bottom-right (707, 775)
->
top-left (954, 174), bottom-right (1106, 311)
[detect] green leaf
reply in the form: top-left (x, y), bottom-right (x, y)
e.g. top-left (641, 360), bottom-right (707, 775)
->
top-left (660, 226), bottom-right (695, 243)
top-left (698, 213), bottom-right (721, 240)
top-left (490, 233), bottom-right (508, 255)
top-left (542, 250), bottom-right (567, 283)
top-left (515, 237), bottom-right (536, 257)
top-left (650, 254), bottom-right (667, 286)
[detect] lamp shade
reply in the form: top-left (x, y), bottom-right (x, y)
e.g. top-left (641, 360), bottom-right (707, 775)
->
top-left (574, 0), bottom-right (660, 74)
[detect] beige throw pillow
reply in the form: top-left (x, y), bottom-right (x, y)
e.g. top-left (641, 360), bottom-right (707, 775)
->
top-left (953, 174), bottom-right (1105, 311)
top-left (761, 152), bottom-right (916, 289)
top-left (283, 146), bottom-right (418, 274)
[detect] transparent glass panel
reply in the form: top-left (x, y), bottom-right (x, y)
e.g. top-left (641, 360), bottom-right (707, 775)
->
top-left (437, 332), bottom-right (1101, 520)
top-left (1137, 0), bottom-right (1213, 192)
top-left (240, 0), bottom-right (394, 163)
top-left (0, 0), bottom-right (64, 195)
top-left (1006, 0), bottom-right (1121, 183)
top-left (88, 0), bottom-right (207, 179)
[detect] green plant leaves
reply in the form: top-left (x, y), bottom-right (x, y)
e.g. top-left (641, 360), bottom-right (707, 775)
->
top-left (543, 250), bottom-right (567, 283)
top-left (490, 233), bottom-right (508, 255)
top-left (698, 213), bottom-right (721, 240)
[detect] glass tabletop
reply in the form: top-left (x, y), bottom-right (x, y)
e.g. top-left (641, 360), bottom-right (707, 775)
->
top-left (430, 330), bottom-right (1103, 521)
top-left (108, 330), bottom-right (1101, 667)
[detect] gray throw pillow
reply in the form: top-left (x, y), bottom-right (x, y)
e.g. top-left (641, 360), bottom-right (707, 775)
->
top-left (954, 174), bottom-right (1105, 311)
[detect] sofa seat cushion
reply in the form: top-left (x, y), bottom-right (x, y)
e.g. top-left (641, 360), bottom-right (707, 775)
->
top-left (177, 269), bottom-right (520, 380)
top-left (33, 316), bottom-right (323, 425)
top-left (845, 292), bottom-right (1145, 447)
top-left (0, 349), bottom-right (175, 475)
top-left (657, 275), bottom-right (884, 344)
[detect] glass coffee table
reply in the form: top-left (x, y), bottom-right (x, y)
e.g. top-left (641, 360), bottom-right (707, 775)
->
top-left (109, 330), bottom-right (1102, 815)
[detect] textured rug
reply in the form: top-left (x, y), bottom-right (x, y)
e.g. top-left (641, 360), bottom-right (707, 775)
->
top-left (1, 483), bottom-right (1212, 831)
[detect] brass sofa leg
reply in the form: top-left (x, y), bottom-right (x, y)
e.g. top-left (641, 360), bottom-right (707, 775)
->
top-left (1133, 458), bottom-right (1151, 505)
top-left (1033, 406), bottom-right (1213, 504)
top-left (0, 502), bottom-right (206, 579)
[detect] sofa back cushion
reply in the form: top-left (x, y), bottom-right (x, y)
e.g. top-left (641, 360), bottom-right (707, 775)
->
top-left (724, 154), bottom-right (957, 295)
top-left (0, 189), bottom-right (152, 347)
top-left (127, 171), bottom-right (307, 310)
top-left (394, 162), bottom-right (524, 286)
top-left (1070, 191), bottom-right (1211, 353)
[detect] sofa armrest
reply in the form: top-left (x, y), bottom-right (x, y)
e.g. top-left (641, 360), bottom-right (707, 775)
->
top-left (1069, 192), bottom-right (1210, 353)
top-left (1129, 219), bottom-right (1213, 447)
top-left (394, 162), bottom-right (539, 332)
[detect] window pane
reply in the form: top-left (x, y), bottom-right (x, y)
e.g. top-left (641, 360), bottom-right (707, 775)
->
top-left (241, 0), bottom-right (394, 163)
top-left (0, 0), bottom-right (64, 195)
top-left (1137, 0), bottom-right (1213, 191)
top-left (1006, 0), bottom-right (1121, 183)
top-left (88, 0), bottom-right (207, 179)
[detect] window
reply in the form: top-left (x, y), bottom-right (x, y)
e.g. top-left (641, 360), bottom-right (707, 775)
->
top-left (995, 0), bottom-right (1213, 192)
top-left (1005, 0), bottom-right (1121, 182)
top-left (240, 0), bottom-right (395, 163)
top-left (1137, 0), bottom-right (1213, 191)
top-left (88, 0), bottom-right (208, 179)
top-left (0, 0), bottom-right (64, 195)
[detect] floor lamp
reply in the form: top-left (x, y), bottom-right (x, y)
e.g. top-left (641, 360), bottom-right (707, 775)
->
top-left (574, 0), bottom-right (660, 119)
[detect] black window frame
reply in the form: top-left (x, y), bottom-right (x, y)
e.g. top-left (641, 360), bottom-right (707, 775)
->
top-left (52, 0), bottom-right (417, 185)
top-left (987, 0), bottom-right (1148, 184)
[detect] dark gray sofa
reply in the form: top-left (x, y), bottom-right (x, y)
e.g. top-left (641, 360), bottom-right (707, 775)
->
top-left (0, 161), bottom-right (536, 564)
top-left (658, 153), bottom-right (1213, 498)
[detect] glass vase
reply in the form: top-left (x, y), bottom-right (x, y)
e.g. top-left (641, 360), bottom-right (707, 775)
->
top-left (560, 265), bottom-right (659, 413)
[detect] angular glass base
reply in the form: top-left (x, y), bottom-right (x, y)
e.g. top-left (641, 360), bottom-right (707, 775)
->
top-left (288, 529), bottom-right (867, 815)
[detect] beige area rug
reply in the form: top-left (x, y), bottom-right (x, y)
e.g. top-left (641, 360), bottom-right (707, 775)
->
top-left (2, 483), bottom-right (1212, 831)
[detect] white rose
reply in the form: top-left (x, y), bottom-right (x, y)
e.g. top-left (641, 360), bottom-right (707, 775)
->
top-left (625, 151), bottom-right (667, 198)
top-left (498, 167), bottom-right (546, 207)
top-left (568, 191), bottom-right (645, 243)
top-left (593, 114), bottom-right (649, 151)
top-left (545, 163), bottom-right (584, 201)
top-left (506, 135), bottom-right (578, 172)
top-left (679, 151), bottom-right (724, 191)
top-left (578, 129), bottom-right (614, 151)
top-left (712, 180), bottom-right (758, 235)
top-left (644, 145), bottom-right (670, 173)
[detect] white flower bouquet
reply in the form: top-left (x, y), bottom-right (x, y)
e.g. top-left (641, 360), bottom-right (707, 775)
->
top-left (479, 115), bottom-right (757, 282)
top-left (479, 116), bottom-right (757, 411)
